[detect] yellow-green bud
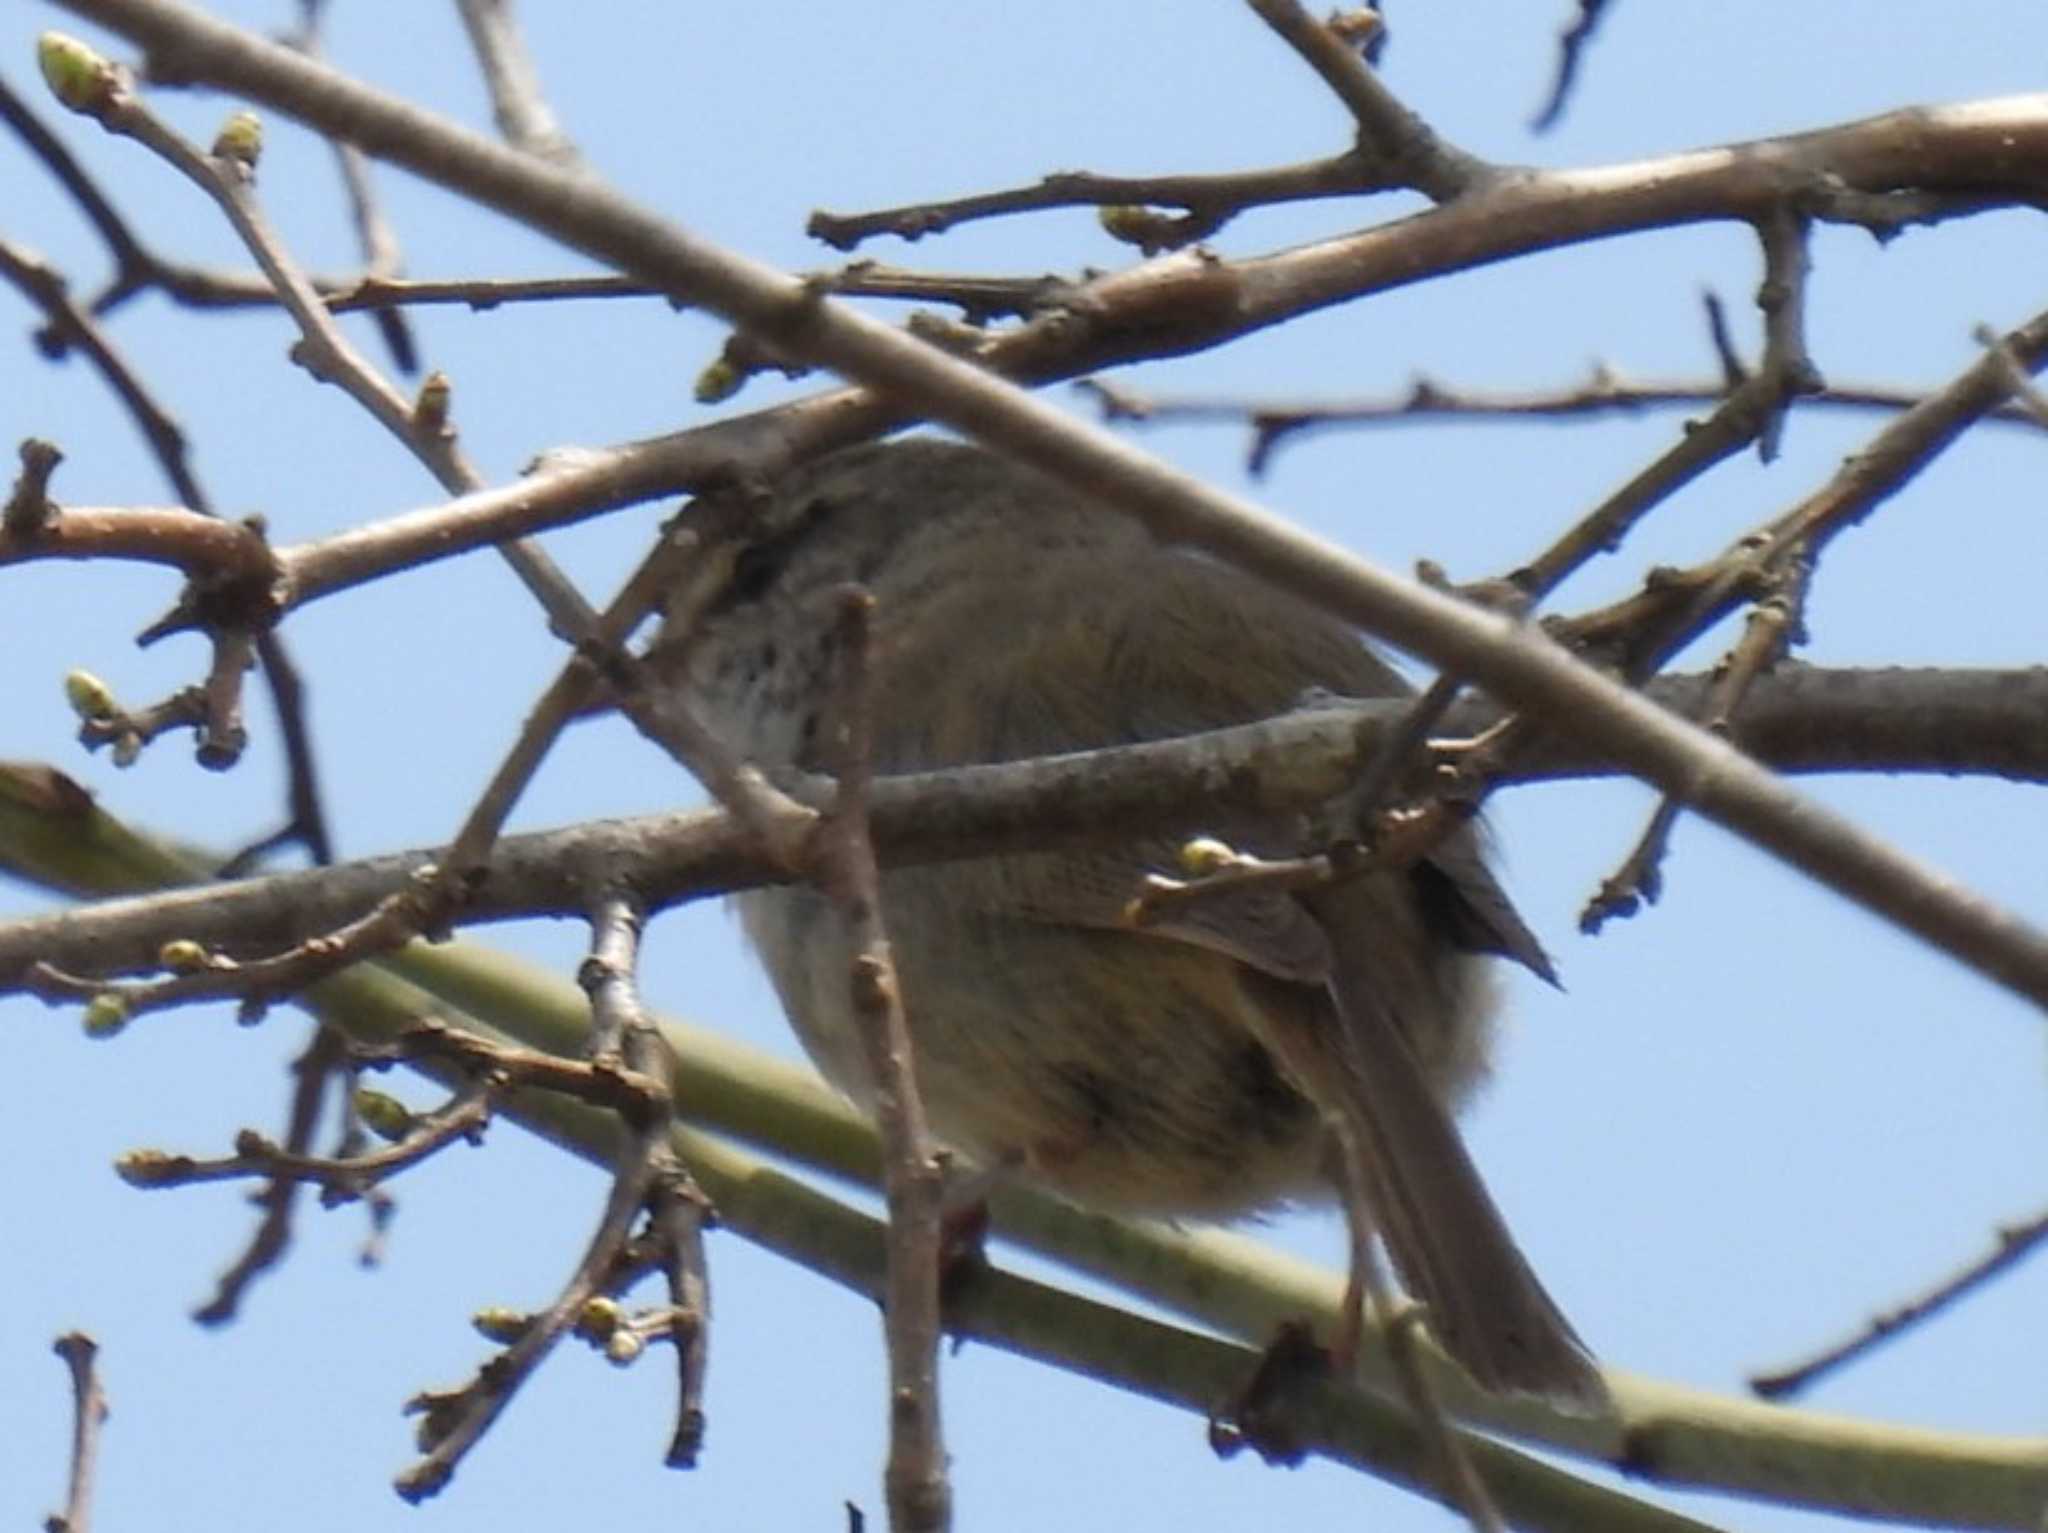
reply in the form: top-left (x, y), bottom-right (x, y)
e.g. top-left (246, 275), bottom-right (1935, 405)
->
top-left (38, 32), bottom-right (116, 114)
top-left (213, 110), bottom-right (263, 169)
top-left (604, 1330), bottom-right (645, 1366)
top-left (114, 1148), bottom-right (177, 1186)
top-left (576, 1296), bottom-right (624, 1339)
top-left (81, 992), bottom-right (131, 1038)
top-left (1097, 205), bottom-right (1161, 246)
top-left (693, 355), bottom-right (741, 404)
top-left (1098, 205), bottom-right (1144, 234)
top-left (353, 1088), bottom-right (414, 1142)
top-left (158, 938), bottom-right (208, 974)
top-left (63, 669), bottom-right (117, 722)
top-left (472, 1306), bottom-right (532, 1344)
top-left (1177, 836), bottom-right (1240, 875)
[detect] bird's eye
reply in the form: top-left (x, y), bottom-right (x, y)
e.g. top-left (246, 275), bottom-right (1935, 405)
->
top-left (724, 495), bottom-right (836, 604)
top-left (726, 538), bottom-right (786, 604)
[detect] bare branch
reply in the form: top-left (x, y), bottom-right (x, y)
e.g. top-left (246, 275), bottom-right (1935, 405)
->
top-left (45, 1332), bottom-right (109, 1533)
top-left (4, 438), bottom-right (63, 534)
top-left (452, 0), bottom-right (579, 164)
top-left (808, 154), bottom-right (1375, 251)
top-left (1750, 1205), bottom-right (2048, 1401)
top-left (392, 921), bottom-right (678, 1499)
top-left (42, 55), bottom-right (596, 641)
top-left (807, 589), bottom-right (951, 1533)
top-left (190, 1024), bottom-right (347, 1323)
top-left (282, 0), bottom-right (417, 372)
top-left (1530, 0), bottom-right (1620, 132)
top-left (1075, 369), bottom-right (2048, 474)
top-left (0, 142), bottom-right (332, 852)
top-left (1245, 0), bottom-right (1486, 199)
top-left (117, 1087), bottom-right (491, 1200)
top-left (6, 664), bottom-right (2045, 1000)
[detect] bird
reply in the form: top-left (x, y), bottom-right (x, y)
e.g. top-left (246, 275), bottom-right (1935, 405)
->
top-left (668, 437), bottom-right (1604, 1409)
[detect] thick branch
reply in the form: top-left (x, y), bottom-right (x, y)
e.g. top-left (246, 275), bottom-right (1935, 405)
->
top-left (326, 963), bottom-right (2048, 1531)
top-left (4, 666), bottom-right (2043, 991)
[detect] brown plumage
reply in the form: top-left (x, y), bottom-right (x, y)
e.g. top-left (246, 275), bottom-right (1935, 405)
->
top-left (676, 439), bottom-right (1604, 1407)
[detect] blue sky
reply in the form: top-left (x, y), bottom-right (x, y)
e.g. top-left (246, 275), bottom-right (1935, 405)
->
top-left (4, 4), bottom-right (2046, 1530)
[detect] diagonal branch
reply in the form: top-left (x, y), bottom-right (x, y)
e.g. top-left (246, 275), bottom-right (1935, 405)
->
top-left (4, 665), bottom-right (2046, 998)
top-left (1245, 0), bottom-right (1487, 199)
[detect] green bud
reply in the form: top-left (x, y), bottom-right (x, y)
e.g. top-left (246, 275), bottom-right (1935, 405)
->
top-left (353, 1088), bottom-right (414, 1142)
top-left (1178, 836), bottom-right (1240, 875)
top-left (38, 32), bottom-right (116, 114)
top-left (604, 1330), bottom-right (645, 1366)
top-left (114, 1148), bottom-right (178, 1186)
top-left (81, 992), bottom-right (131, 1038)
top-left (158, 938), bottom-right (208, 973)
top-left (63, 669), bottom-right (117, 722)
top-left (1100, 205), bottom-right (1188, 249)
top-left (693, 355), bottom-right (741, 404)
top-left (354, 1080), bottom-right (413, 1146)
top-left (213, 110), bottom-right (263, 169)
top-left (472, 1306), bottom-right (533, 1344)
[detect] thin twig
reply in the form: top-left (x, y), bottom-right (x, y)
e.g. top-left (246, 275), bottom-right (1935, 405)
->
top-left (394, 897), bottom-right (679, 1500)
top-left (397, 1106), bottom-right (669, 1500)
top-left (22, 867), bottom-right (449, 1023)
top-left (808, 153), bottom-right (1377, 251)
top-left (1125, 843), bottom-right (1338, 928)
top-left (1750, 1205), bottom-right (2048, 1400)
top-left (1582, 553), bottom-right (1812, 931)
top-left (1530, 0), bottom-right (1619, 132)
top-left (1558, 301), bottom-right (2048, 682)
top-left (646, 1163), bottom-right (714, 1467)
top-left (1577, 212), bottom-right (1820, 924)
top-left (811, 588), bottom-right (952, 1533)
top-left (0, 166), bottom-right (333, 854)
top-left (577, 895), bottom-right (714, 1465)
top-left (285, 0), bottom-right (417, 372)
top-left (119, 1086), bottom-right (491, 1197)
top-left (182, 1025), bottom-right (345, 1322)
top-left (452, 0), bottom-right (579, 164)
top-left (0, 239), bottom-right (198, 496)
top-left (1517, 247), bottom-right (1815, 605)
top-left (1075, 369), bottom-right (2048, 476)
top-left (50, 60), bottom-right (595, 640)
top-left (1971, 321), bottom-right (2048, 428)
top-left (1244, 0), bottom-right (1487, 199)
top-left (1749, 206), bottom-right (1821, 463)
top-left (46, 1332), bottom-right (109, 1533)
top-left (0, 72), bottom-right (385, 329)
